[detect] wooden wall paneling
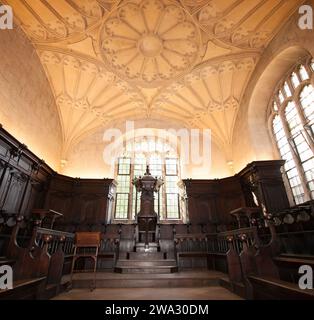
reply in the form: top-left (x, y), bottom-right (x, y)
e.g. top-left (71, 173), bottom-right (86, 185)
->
top-left (1, 170), bottom-right (28, 214)
top-left (238, 161), bottom-right (290, 214)
top-left (44, 176), bottom-right (115, 231)
top-left (183, 177), bottom-right (246, 230)
top-left (0, 127), bottom-right (53, 222)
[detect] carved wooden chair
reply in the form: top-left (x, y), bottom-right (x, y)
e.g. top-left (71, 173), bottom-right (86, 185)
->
top-left (70, 232), bottom-right (102, 290)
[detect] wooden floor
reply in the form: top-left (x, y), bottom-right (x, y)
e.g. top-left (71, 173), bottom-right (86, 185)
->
top-left (55, 269), bottom-right (242, 300)
top-left (53, 286), bottom-right (242, 300)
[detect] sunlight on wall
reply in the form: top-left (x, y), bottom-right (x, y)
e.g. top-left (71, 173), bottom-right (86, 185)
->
top-left (0, 28), bottom-right (62, 170)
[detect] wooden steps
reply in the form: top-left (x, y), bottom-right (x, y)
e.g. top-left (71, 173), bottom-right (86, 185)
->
top-left (116, 259), bottom-right (177, 267)
top-left (115, 250), bottom-right (177, 274)
top-left (127, 252), bottom-right (166, 260)
top-left (115, 266), bottom-right (178, 274)
top-left (66, 270), bottom-right (224, 288)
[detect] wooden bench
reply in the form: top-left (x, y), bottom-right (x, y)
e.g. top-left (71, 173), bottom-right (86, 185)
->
top-left (274, 253), bottom-right (314, 265)
top-left (249, 275), bottom-right (314, 300)
top-left (0, 257), bottom-right (15, 267)
top-left (0, 277), bottom-right (46, 300)
top-left (273, 254), bottom-right (314, 283)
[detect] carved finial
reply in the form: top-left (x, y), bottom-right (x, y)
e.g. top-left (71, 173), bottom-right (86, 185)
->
top-left (145, 165), bottom-right (151, 176)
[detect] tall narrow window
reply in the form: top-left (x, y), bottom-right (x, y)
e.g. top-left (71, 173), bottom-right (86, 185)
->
top-left (270, 58), bottom-right (314, 204)
top-left (115, 158), bottom-right (131, 219)
top-left (165, 158), bottom-right (180, 219)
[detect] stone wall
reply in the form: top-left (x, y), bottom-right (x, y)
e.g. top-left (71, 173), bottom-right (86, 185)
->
top-left (0, 26), bottom-right (62, 170)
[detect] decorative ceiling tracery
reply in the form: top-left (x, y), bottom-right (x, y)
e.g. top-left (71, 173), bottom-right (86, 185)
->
top-left (99, 0), bottom-right (202, 86)
top-left (4, 0), bottom-right (305, 163)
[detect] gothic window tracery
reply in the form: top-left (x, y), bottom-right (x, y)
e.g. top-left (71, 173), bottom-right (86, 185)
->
top-left (270, 57), bottom-right (314, 204)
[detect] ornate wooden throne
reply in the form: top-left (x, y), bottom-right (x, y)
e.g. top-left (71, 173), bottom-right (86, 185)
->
top-left (132, 166), bottom-right (163, 250)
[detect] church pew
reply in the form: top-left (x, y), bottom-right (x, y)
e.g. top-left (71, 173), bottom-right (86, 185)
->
top-left (221, 212), bottom-right (314, 299)
top-left (175, 233), bottom-right (209, 268)
top-left (119, 224), bottom-right (136, 253)
top-left (1, 221), bottom-right (49, 300)
top-left (0, 277), bottom-right (46, 300)
top-left (273, 253), bottom-right (314, 284)
top-left (248, 275), bottom-right (314, 300)
top-left (188, 224), bottom-right (203, 234)
top-left (36, 228), bottom-right (75, 298)
top-left (159, 224), bottom-right (175, 259)
top-left (2, 216), bottom-right (75, 299)
top-left (98, 232), bottom-right (120, 270)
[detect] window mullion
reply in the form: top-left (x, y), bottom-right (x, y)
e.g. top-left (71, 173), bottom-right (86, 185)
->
top-left (162, 158), bottom-right (166, 220)
top-left (129, 162), bottom-right (134, 221)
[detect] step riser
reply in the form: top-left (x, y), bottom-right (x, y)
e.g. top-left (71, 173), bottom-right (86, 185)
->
top-left (116, 261), bottom-right (176, 267)
top-left (127, 252), bottom-right (166, 260)
top-left (71, 278), bottom-right (220, 289)
top-left (115, 267), bottom-right (178, 274)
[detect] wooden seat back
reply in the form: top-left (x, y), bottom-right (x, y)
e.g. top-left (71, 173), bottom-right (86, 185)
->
top-left (75, 232), bottom-right (101, 248)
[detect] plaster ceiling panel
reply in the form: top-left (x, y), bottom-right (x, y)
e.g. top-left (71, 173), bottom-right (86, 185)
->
top-left (39, 50), bottom-right (146, 158)
top-left (152, 56), bottom-right (256, 150)
top-left (99, 0), bottom-right (202, 87)
top-left (258, 0), bottom-right (303, 32)
top-left (196, 0), bottom-right (304, 49)
top-left (7, 0), bottom-right (104, 42)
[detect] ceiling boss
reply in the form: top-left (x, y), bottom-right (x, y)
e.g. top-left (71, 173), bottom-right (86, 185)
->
top-left (99, 0), bottom-right (201, 87)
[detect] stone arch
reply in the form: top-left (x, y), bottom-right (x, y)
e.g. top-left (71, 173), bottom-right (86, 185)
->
top-left (247, 46), bottom-right (311, 163)
top-left (238, 44), bottom-right (310, 169)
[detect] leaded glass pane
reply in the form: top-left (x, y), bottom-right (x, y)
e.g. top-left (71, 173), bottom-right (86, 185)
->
top-left (118, 157), bottom-right (131, 175)
top-left (291, 72), bottom-right (300, 88)
top-left (300, 85), bottom-right (314, 135)
top-left (278, 90), bottom-right (285, 103)
top-left (166, 194), bottom-right (179, 219)
top-left (116, 175), bottom-right (131, 193)
top-left (299, 65), bottom-right (309, 80)
top-left (115, 194), bottom-right (129, 219)
top-left (165, 158), bottom-right (177, 175)
top-left (284, 82), bottom-right (292, 97)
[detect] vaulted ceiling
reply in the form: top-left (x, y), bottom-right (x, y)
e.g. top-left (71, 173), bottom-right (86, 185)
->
top-left (6, 0), bottom-right (304, 161)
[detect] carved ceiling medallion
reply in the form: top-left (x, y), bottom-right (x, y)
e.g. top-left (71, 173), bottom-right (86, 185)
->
top-left (99, 0), bottom-right (201, 87)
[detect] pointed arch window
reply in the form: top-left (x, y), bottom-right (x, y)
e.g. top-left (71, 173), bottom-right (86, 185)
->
top-left (270, 57), bottom-right (314, 203)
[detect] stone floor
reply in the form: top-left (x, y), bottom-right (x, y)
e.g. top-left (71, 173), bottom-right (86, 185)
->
top-left (53, 287), bottom-right (242, 300)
